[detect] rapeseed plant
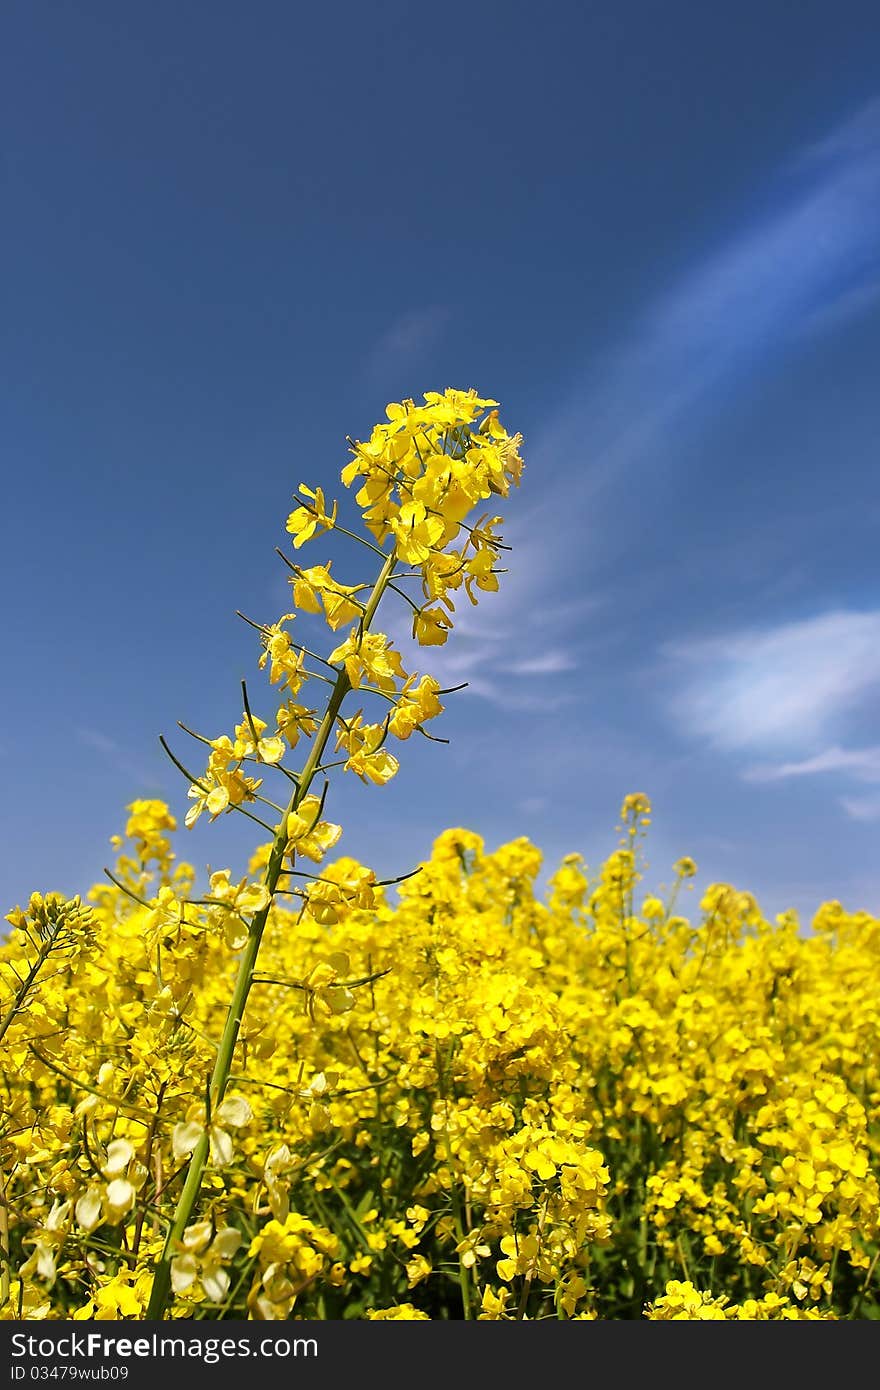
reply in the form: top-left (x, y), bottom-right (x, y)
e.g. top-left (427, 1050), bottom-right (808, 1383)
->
top-left (3, 392), bottom-right (878, 1320)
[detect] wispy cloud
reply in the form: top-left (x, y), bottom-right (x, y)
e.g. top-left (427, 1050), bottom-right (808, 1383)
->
top-left (362, 307), bottom-right (451, 385)
top-left (77, 727), bottom-right (122, 757)
top-left (387, 602), bottom-right (585, 712)
top-left (663, 609), bottom-right (880, 753)
top-left (75, 726), bottom-right (156, 786)
top-left (803, 276), bottom-right (880, 336)
top-left (504, 650), bottom-right (578, 677)
top-left (404, 101), bottom-right (880, 722)
top-left (745, 745), bottom-right (880, 783)
top-left (375, 509), bottom-right (600, 712)
top-left (530, 97), bottom-right (880, 504)
top-left (795, 97), bottom-right (880, 170)
top-left (839, 793), bottom-right (880, 823)
top-left (660, 610), bottom-right (880, 819)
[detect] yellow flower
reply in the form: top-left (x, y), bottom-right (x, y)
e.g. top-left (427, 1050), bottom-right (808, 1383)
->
top-left (232, 715), bottom-right (286, 765)
top-left (301, 954), bottom-right (355, 1021)
top-left (258, 618), bottom-right (307, 691)
top-left (290, 563), bottom-right (364, 630)
top-left (171, 1223), bottom-right (243, 1302)
top-left (74, 1275), bottom-right (145, 1320)
top-left (286, 485), bottom-right (338, 548)
top-left (412, 606), bottom-right (452, 646)
top-left (479, 1286), bottom-right (511, 1319)
top-left (335, 714), bottom-right (400, 784)
top-left (276, 699), bottom-right (318, 748)
top-left (389, 676), bottom-right (444, 739)
top-left (285, 795), bottom-right (343, 863)
top-left (390, 500), bottom-right (445, 564)
top-left (406, 1254), bottom-right (432, 1288)
top-left (173, 1094), bottom-right (253, 1167)
top-left (366, 1303), bottom-right (430, 1319)
top-left (327, 629), bottom-right (407, 691)
top-left (206, 871), bottom-right (270, 947)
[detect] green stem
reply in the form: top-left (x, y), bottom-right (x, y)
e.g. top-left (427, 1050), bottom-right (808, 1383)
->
top-left (436, 1045), bottom-right (473, 1320)
top-left (146, 547), bottom-right (397, 1319)
top-left (0, 934), bottom-right (63, 1047)
top-left (0, 1174), bottom-right (9, 1310)
top-left (0, 961), bottom-right (45, 1048)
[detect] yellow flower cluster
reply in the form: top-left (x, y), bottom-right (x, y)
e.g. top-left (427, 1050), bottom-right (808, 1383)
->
top-left (337, 388), bottom-right (523, 645)
top-left (177, 388), bottom-right (521, 845)
top-left (645, 1279), bottom-right (831, 1320)
top-left (3, 794), bottom-right (877, 1319)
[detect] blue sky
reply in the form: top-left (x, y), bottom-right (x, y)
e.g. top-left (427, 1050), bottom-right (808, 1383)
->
top-left (4, 1), bottom-right (880, 924)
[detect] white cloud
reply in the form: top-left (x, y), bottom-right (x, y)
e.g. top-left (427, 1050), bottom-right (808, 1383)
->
top-left (664, 610), bottom-right (880, 753)
top-left (528, 98), bottom-right (880, 516)
top-left (795, 97), bottom-right (880, 169)
top-left (77, 726), bottom-right (121, 756)
top-left (375, 497), bottom-right (593, 713)
top-left (839, 793), bottom-right (880, 823)
top-left (504, 650), bottom-right (578, 676)
top-left (362, 307), bottom-right (451, 384)
top-left (75, 726), bottom-right (156, 786)
top-left (804, 277), bottom-right (880, 336)
top-left (662, 611), bottom-right (880, 820)
top-left (745, 745), bottom-right (880, 784)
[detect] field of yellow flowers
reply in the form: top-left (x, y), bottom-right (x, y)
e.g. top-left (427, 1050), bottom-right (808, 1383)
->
top-left (2, 390), bottom-right (878, 1321)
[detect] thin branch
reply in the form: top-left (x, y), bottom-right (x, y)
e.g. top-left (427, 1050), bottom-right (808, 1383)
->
top-left (229, 804), bottom-right (278, 835)
top-left (28, 1048), bottom-right (156, 1124)
top-left (159, 735), bottom-right (208, 790)
top-left (240, 679), bottom-right (262, 751)
top-left (236, 610), bottom-right (341, 670)
top-left (273, 546), bottom-right (298, 573)
top-left (376, 867), bottom-right (423, 887)
top-left (417, 726), bottom-right (450, 744)
top-left (177, 719), bottom-right (298, 787)
top-left (387, 581), bottom-right (420, 613)
top-left (252, 967), bottom-right (391, 991)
